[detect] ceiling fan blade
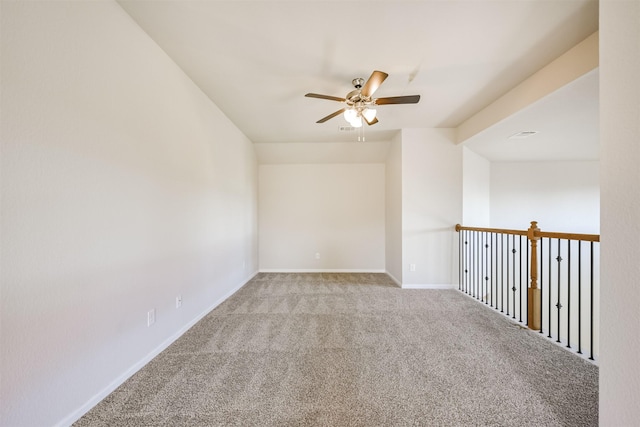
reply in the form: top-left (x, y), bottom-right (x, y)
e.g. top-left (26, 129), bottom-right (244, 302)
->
top-left (305, 93), bottom-right (346, 102)
top-left (360, 70), bottom-right (389, 98)
top-left (363, 116), bottom-right (379, 126)
top-left (317, 108), bottom-right (346, 123)
top-left (375, 95), bottom-right (421, 105)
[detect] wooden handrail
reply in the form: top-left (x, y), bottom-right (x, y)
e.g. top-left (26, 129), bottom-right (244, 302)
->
top-left (537, 230), bottom-right (600, 242)
top-left (455, 224), bottom-right (599, 242)
top-left (455, 224), bottom-right (527, 236)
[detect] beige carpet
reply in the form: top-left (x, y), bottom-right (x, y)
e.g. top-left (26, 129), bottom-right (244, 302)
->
top-left (75, 273), bottom-right (598, 426)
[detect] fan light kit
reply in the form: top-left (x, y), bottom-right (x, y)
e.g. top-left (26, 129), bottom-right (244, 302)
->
top-left (305, 70), bottom-right (420, 131)
top-left (343, 106), bottom-right (376, 128)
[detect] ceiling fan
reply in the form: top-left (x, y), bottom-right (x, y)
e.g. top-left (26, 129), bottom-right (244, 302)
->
top-left (305, 70), bottom-right (420, 127)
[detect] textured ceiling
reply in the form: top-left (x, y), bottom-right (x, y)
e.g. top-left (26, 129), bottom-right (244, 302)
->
top-left (118, 0), bottom-right (599, 160)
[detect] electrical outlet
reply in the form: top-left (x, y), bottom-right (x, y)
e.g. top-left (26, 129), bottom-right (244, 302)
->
top-left (410, 264), bottom-right (416, 272)
top-left (176, 295), bottom-right (182, 308)
top-left (147, 309), bottom-right (155, 326)
top-left (315, 252), bottom-right (320, 259)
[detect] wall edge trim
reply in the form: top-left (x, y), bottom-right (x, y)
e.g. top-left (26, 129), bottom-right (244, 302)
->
top-left (385, 271), bottom-right (402, 287)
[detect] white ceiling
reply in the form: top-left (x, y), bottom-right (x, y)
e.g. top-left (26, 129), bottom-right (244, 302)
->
top-left (117, 0), bottom-right (599, 162)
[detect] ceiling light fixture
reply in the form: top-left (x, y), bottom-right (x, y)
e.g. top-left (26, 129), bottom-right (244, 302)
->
top-left (343, 105), bottom-right (376, 128)
top-left (362, 108), bottom-right (377, 122)
top-left (305, 70), bottom-right (420, 132)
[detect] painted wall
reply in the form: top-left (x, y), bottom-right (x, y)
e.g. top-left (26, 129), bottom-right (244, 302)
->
top-left (462, 147), bottom-right (491, 227)
top-left (401, 129), bottom-right (462, 287)
top-left (599, 0), bottom-right (640, 424)
top-left (258, 164), bottom-right (385, 271)
top-left (490, 161), bottom-right (599, 233)
top-left (0, 2), bottom-right (258, 426)
top-left (385, 134), bottom-right (403, 284)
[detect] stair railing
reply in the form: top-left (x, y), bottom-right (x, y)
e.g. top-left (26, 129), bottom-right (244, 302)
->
top-left (455, 222), bottom-right (600, 361)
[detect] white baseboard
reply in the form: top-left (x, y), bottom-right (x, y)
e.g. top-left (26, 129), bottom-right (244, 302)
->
top-left (258, 269), bottom-right (386, 273)
top-left (58, 271), bottom-right (258, 427)
top-left (401, 284), bottom-right (456, 290)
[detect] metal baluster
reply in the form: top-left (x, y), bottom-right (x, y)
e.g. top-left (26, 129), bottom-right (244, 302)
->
top-left (567, 240), bottom-right (571, 348)
top-left (496, 233), bottom-right (500, 310)
top-left (480, 232), bottom-right (483, 300)
top-left (496, 232), bottom-right (501, 310)
top-left (458, 229), bottom-right (462, 291)
top-left (590, 241), bottom-right (595, 360)
top-left (484, 232), bottom-right (489, 304)
top-left (540, 237), bottom-right (544, 334)
top-left (578, 241), bottom-right (582, 355)
top-left (501, 234), bottom-right (505, 313)
top-left (477, 231), bottom-right (480, 300)
top-left (475, 231), bottom-right (479, 299)
top-left (478, 231), bottom-right (482, 300)
top-left (556, 239), bottom-right (562, 343)
top-left (471, 231), bottom-right (475, 297)
top-left (519, 235), bottom-right (523, 323)
top-left (548, 238), bottom-right (552, 339)
top-left (465, 230), bottom-right (470, 294)
top-left (462, 231), bottom-right (466, 293)
top-left (512, 235), bottom-right (517, 319)
top-left (471, 230), bottom-right (475, 296)
top-left (482, 232), bottom-right (486, 302)
top-left (468, 231), bottom-right (471, 296)
top-left (506, 235), bottom-right (510, 316)
top-left (490, 233), bottom-right (497, 307)
top-left (525, 235), bottom-right (529, 325)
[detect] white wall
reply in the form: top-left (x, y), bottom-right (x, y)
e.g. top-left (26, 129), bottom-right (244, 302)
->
top-left (0, 2), bottom-right (258, 426)
top-left (599, 0), bottom-right (640, 424)
top-left (490, 161), bottom-right (599, 233)
top-left (462, 147), bottom-right (491, 227)
top-left (259, 164), bottom-right (385, 271)
top-left (385, 134), bottom-right (403, 284)
top-left (401, 129), bottom-right (462, 287)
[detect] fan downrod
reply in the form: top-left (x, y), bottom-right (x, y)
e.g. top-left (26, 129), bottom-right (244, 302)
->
top-left (352, 78), bottom-right (365, 89)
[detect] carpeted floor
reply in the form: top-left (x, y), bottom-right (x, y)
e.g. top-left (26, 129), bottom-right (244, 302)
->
top-left (75, 273), bottom-right (598, 426)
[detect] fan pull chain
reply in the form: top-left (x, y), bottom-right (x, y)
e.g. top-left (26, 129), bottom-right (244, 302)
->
top-left (358, 124), bottom-right (365, 142)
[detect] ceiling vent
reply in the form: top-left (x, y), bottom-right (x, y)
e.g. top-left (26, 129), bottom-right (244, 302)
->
top-left (509, 131), bottom-right (538, 139)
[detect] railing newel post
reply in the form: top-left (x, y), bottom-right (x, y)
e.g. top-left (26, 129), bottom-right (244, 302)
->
top-left (527, 221), bottom-right (542, 331)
